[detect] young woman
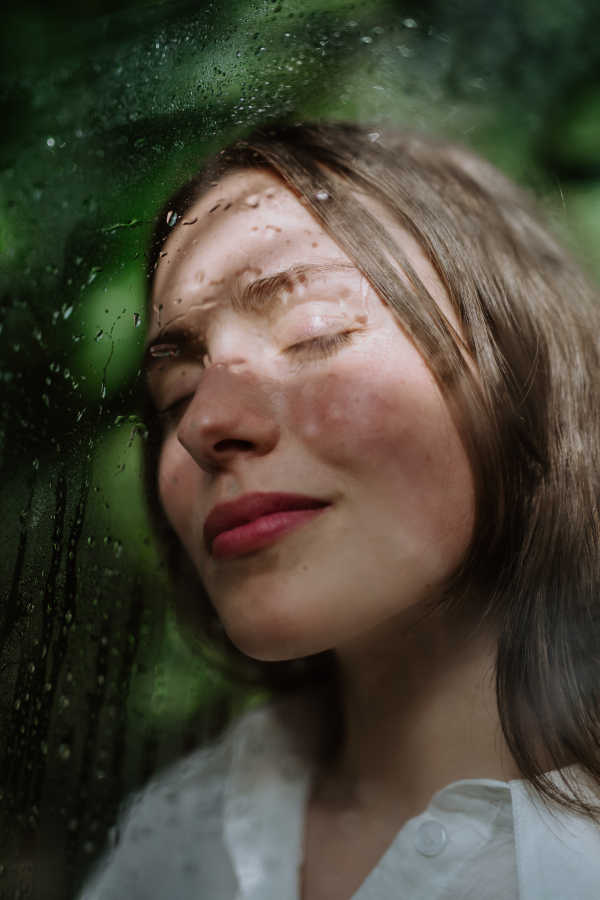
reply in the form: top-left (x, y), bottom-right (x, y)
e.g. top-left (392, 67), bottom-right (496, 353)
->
top-left (83, 122), bottom-right (600, 900)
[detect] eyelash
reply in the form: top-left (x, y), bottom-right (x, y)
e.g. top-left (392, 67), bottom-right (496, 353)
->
top-left (154, 331), bottom-right (358, 422)
top-left (155, 394), bottom-right (193, 425)
top-left (283, 330), bottom-right (355, 360)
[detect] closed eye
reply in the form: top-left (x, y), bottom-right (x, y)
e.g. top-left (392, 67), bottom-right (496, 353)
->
top-left (283, 330), bottom-right (360, 361)
top-left (155, 393), bottom-right (194, 425)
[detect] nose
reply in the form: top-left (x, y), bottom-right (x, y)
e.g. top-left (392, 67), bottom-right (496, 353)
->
top-left (177, 363), bottom-right (281, 473)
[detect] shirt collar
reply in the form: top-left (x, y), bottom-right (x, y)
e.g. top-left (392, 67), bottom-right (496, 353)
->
top-left (222, 703), bottom-right (315, 900)
top-left (510, 771), bottom-right (600, 900)
top-left (223, 703), bottom-right (600, 900)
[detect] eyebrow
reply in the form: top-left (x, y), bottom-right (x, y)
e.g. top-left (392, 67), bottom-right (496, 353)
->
top-left (231, 260), bottom-right (355, 313)
top-left (146, 259), bottom-right (357, 359)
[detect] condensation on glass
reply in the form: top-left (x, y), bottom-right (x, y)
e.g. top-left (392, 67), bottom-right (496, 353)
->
top-left (1, 0), bottom-right (599, 896)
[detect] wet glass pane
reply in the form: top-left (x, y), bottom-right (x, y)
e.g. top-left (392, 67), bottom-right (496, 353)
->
top-left (2, 0), bottom-right (600, 897)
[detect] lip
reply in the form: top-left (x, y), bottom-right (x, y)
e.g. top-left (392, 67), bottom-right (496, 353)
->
top-left (203, 491), bottom-right (330, 559)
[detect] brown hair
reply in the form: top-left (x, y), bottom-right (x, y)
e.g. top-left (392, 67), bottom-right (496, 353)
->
top-left (145, 121), bottom-right (600, 817)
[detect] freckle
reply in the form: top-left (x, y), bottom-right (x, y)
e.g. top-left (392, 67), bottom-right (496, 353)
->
top-left (251, 226), bottom-right (258, 232)
top-left (190, 419), bottom-right (197, 430)
top-left (302, 564), bottom-right (308, 571)
top-left (312, 242), bottom-right (318, 248)
top-left (171, 476), bottom-right (179, 484)
top-left (159, 476), bottom-right (166, 483)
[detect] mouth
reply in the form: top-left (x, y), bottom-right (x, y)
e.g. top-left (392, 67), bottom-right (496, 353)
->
top-left (203, 491), bottom-right (330, 560)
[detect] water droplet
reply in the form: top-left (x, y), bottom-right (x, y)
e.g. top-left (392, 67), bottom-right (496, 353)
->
top-left (373, 26), bottom-right (384, 34)
top-left (114, 541), bottom-right (122, 558)
top-left (63, 306), bottom-right (73, 319)
top-left (58, 743), bottom-right (71, 760)
top-left (41, 741), bottom-right (48, 755)
top-left (14, 699), bottom-right (21, 710)
top-left (101, 382), bottom-right (106, 399)
top-left (469, 77), bottom-right (487, 91)
top-left (94, 330), bottom-right (103, 341)
top-left (373, 85), bottom-right (385, 91)
top-left (88, 265), bottom-right (103, 284)
top-left (28, 663), bottom-right (35, 674)
top-left (361, 36), bottom-right (373, 43)
top-left (47, 138), bottom-right (55, 147)
top-left (403, 18), bottom-right (418, 27)
top-left (368, 133), bottom-right (380, 142)
top-left (315, 190), bottom-right (329, 201)
top-left (149, 343), bottom-right (180, 357)
top-left (59, 695), bottom-right (69, 709)
top-left (130, 422), bottom-right (148, 441)
top-left (133, 313), bottom-right (140, 327)
top-left (166, 210), bottom-right (178, 226)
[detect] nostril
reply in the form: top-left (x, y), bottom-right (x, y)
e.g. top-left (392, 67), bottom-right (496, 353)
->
top-left (213, 438), bottom-right (254, 454)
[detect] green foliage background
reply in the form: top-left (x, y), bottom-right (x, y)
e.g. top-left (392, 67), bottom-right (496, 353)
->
top-left (2, 0), bottom-right (600, 895)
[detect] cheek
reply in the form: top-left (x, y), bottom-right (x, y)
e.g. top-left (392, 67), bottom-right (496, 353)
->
top-left (286, 357), bottom-right (474, 544)
top-left (157, 434), bottom-right (203, 547)
top-left (288, 360), bottom-right (443, 475)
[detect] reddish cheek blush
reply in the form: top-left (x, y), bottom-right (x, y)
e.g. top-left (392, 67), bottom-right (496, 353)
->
top-left (285, 365), bottom-right (433, 475)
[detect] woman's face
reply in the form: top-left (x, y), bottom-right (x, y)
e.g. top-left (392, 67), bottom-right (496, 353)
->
top-left (147, 169), bottom-right (474, 661)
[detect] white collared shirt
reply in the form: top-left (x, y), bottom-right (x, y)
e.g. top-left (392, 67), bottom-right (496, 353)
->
top-left (81, 700), bottom-right (600, 900)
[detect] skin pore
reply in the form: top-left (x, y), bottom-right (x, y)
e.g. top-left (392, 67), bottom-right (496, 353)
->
top-left (147, 169), bottom-right (518, 900)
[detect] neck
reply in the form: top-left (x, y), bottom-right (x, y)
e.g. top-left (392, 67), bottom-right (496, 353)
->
top-left (329, 602), bottom-right (518, 820)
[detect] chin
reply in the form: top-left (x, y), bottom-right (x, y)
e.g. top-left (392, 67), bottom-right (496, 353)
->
top-left (217, 584), bottom-right (334, 663)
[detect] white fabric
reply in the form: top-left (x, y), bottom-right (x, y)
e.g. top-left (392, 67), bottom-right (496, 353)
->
top-left (81, 700), bottom-right (600, 900)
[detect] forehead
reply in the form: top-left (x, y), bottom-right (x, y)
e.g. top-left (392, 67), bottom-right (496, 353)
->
top-left (149, 166), bottom-right (458, 343)
top-left (149, 169), bottom-right (348, 337)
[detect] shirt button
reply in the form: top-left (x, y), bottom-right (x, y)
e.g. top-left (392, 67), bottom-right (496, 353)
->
top-left (414, 820), bottom-right (448, 857)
